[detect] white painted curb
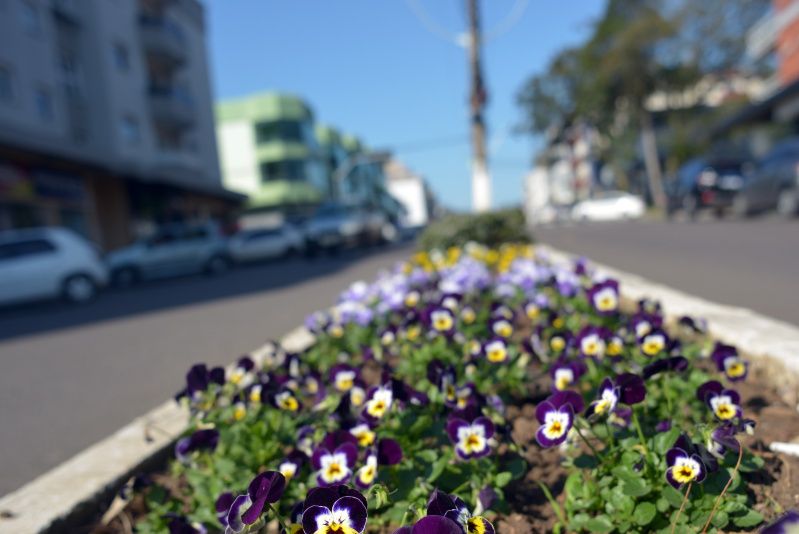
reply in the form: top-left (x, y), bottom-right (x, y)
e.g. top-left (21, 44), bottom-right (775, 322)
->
top-left (0, 326), bottom-right (315, 534)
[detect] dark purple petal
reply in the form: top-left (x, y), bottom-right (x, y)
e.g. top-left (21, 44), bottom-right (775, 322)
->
top-left (302, 504), bottom-right (331, 534)
top-left (427, 489), bottom-right (457, 517)
top-left (665, 467), bottom-right (680, 489)
top-left (535, 400), bottom-right (556, 424)
top-left (549, 390), bottom-right (585, 413)
top-left (241, 471), bottom-right (287, 525)
top-left (311, 447), bottom-right (330, 470)
top-left (617, 373), bottom-right (646, 405)
top-left (332, 496), bottom-right (368, 532)
top-left (474, 417), bottom-right (495, 440)
top-left (761, 510), bottom-right (799, 534)
top-left (337, 443), bottom-right (359, 468)
top-left (392, 528), bottom-right (413, 534)
top-left (478, 486), bottom-right (498, 511)
top-left (377, 438), bottom-right (403, 465)
top-left (697, 380), bottom-right (724, 402)
top-left (303, 486), bottom-right (339, 510)
top-left (643, 357), bottom-right (689, 379)
top-left (412, 516), bottom-right (464, 534)
top-left (666, 447), bottom-right (688, 467)
top-left (215, 492), bottom-right (234, 526)
top-left (446, 417), bottom-right (470, 442)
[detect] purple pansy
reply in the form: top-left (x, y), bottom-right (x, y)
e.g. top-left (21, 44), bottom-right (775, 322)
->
top-left (312, 442), bottom-right (359, 487)
top-left (393, 516), bottom-right (464, 534)
top-left (301, 485), bottom-right (368, 534)
top-left (616, 373), bottom-right (647, 405)
top-left (426, 490), bottom-right (496, 534)
top-left (536, 390), bottom-right (584, 448)
top-left (761, 510), bottom-right (799, 533)
top-left (224, 471), bottom-right (286, 532)
top-left (550, 358), bottom-right (587, 391)
top-left (576, 326), bottom-right (609, 359)
top-left (710, 342), bottom-right (749, 382)
top-left (665, 438), bottom-right (707, 488)
top-left (361, 384), bottom-right (394, 422)
top-left (697, 380), bottom-right (742, 421)
top-left (175, 429), bottom-right (219, 463)
top-left (586, 279), bottom-right (619, 315)
top-left (638, 329), bottom-right (669, 357)
top-left (642, 356), bottom-right (689, 379)
top-left (446, 415), bottom-right (495, 460)
top-left (329, 364), bottom-right (359, 393)
top-left (483, 338), bottom-right (509, 364)
top-left (585, 378), bottom-right (619, 418)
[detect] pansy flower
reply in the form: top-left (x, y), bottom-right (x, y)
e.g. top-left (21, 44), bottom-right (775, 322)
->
top-left (642, 356), bottom-right (689, 379)
top-left (678, 315), bottom-right (707, 335)
top-left (447, 414), bottom-right (495, 460)
top-left (550, 359), bottom-right (587, 391)
top-left (586, 279), bottom-right (619, 315)
top-left (224, 471), bottom-right (286, 533)
top-left (440, 293), bottom-right (462, 312)
top-left (427, 307), bottom-right (456, 336)
top-left (349, 383), bottom-right (367, 408)
top-left (536, 390), bottom-right (584, 448)
top-left (312, 442), bottom-right (359, 486)
top-left (706, 421), bottom-right (755, 459)
top-left (447, 383), bottom-right (477, 410)
top-left (379, 326), bottom-right (397, 347)
top-left (638, 329), bottom-right (669, 357)
top-left (585, 378), bottom-right (619, 418)
top-left (301, 485), bottom-right (367, 534)
top-left (426, 490), bottom-right (495, 534)
top-left (523, 299), bottom-right (542, 321)
top-left (233, 401), bottom-right (247, 421)
top-left (278, 450), bottom-right (306, 482)
top-left (665, 437), bottom-right (707, 488)
top-left (273, 388), bottom-right (300, 412)
top-left (606, 334), bottom-right (625, 357)
top-left (710, 343), bottom-right (749, 382)
top-left (482, 338), bottom-right (509, 364)
top-left (362, 384), bottom-right (393, 422)
top-left (354, 438), bottom-right (402, 488)
top-left (175, 429), bottom-right (219, 463)
top-left (227, 356), bottom-right (255, 387)
top-left (697, 380), bottom-right (742, 421)
top-left (330, 364), bottom-right (359, 393)
top-left (577, 326), bottom-right (609, 359)
top-left (460, 305), bottom-right (477, 324)
top-left (630, 311), bottom-right (662, 339)
top-left (348, 423), bottom-right (376, 448)
top-left (392, 516), bottom-right (464, 534)
top-left (608, 405), bottom-right (632, 428)
top-left (616, 373), bottom-right (647, 405)
top-left (760, 510), bottom-right (799, 534)
top-left (326, 321), bottom-right (345, 339)
top-left (404, 289), bottom-right (421, 308)
top-left (166, 515), bottom-right (207, 534)
top-left (490, 318), bottom-right (514, 339)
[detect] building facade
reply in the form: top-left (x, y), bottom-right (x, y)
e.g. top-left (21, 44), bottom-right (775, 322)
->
top-left (0, 0), bottom-right (239, 249)
top-left (216, 92), bottom-right (328, 209)
top-left (384, 158), bottom-right (436, 229)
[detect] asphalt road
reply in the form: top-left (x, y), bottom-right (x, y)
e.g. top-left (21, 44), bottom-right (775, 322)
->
top-left (537, 218), bottom-right (799, 327)
top-left (0, 243), bottom-right (414, 496)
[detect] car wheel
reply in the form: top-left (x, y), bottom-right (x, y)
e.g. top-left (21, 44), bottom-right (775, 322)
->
top-left (205, 255), bottom-right (231, 275)
top-left (112, 266), bottom-right (139, 288)
top-left (777, 189), bottom-right (798, 217)
top-left (62, 274), bottom-right (97, 303)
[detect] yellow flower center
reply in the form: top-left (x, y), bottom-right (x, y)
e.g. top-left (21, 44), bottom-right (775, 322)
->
top-left (672, 465), bottom-right (697, 484)
top-left (715, 403), bottom-right (735, 420)
top-left (551, 337), bottom-right (565, 352)
top-left (280, 396), bottom-right (299, 412)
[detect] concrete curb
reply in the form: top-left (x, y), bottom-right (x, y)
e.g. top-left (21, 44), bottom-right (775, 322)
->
top-left (0, 326), bottom-right (316, 534)
top-left (539, 244), bottom-right (799, 407)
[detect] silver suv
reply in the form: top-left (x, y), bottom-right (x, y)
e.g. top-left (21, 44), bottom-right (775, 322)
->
top-left (106, 222), bottom-right (231, 286)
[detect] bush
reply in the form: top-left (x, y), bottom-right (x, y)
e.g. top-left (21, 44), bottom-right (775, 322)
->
top-left (417, 207), bottom-right (531, 251)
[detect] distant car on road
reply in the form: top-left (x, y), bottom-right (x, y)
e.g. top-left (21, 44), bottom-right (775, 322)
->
top-left (106, 222), bottom-right (231, 286)
top-left (228, 224), bottom-right (305, 263)
top-left (734, 138), bottom-right (799, 218)
top-left (302, 202), bottom-right (364, 253)
top-left (0, 227), bottom-right (108, 305)
top-left (571, 191), bottom-right (646, 222)
top-left (666, 156), bottom-right (750, 218)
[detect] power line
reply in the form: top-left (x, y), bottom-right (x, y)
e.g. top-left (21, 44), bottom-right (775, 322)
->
top-left (404, 0), bottom-right (530, 46)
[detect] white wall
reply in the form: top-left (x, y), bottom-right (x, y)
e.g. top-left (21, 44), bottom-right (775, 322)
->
top-left (217, 120), bottom-right (259, 195)
top-left (388, 179), bottom-right (428, 228)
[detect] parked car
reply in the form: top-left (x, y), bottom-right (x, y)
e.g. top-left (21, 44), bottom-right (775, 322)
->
top-left (571, 191), bottom-right (646, 221)
top-left (666, 156), bottom-right (750, 218)
top-left (302, 203), bottom-right (364, 253)
top-left (106, 222), bottom-right (231, 286)
top-left (0, 227), bottom-right (108, 305)
top-left (228, 224), bottom-right (305, 263)
top-left (733, 138), bottom-right (799, 217)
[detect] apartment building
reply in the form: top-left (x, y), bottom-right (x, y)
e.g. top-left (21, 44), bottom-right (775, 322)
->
top-left (0, 0), bottom-right (241, 249)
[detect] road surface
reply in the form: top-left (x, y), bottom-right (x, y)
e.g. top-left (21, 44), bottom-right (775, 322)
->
top-left (537, 218), bottom-right (799, 327)
top-left (0, 243), bottom-right (413, 496)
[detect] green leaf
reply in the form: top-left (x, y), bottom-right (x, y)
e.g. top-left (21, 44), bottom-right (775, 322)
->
top-left (495, 471), bottom-right (512, 488)
top-left (584, 515), bottom-right (614, 533)
top-left (654, 427), bottom-right (680, 455)
top-left (712, 510), bottom-right (730, 528)
top-left (622, 476), bottom-right (650, 498)
top-left (633, 502), bottom-right (657, 526)
top-left (662, 485), bottom-right (685, 508)
top-left (731, 509), bottom-right (764, 528)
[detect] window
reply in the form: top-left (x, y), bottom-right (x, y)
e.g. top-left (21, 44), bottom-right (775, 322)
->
top-left (120, 116), bottom-right (140, 143)
top-left (260, 160), bottom-right (306, 182)
top-left (113, 43), bottom-right (129, 71)
top-left (0, 239), bottom-right (56, 262)
top-left (0, 65), bottom-right (12, 102)
top-left (20, 1), bottom-right (41, 35)
top-left (35, 87), bottom-right (53, 121)
top-left (255, 120), bottom-right (304, 144)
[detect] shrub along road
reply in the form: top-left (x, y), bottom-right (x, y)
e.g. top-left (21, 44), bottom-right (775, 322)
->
top-left (537, 218), bottom-right (799, 327)
top-left (0, 243), bottom-right (414, 497)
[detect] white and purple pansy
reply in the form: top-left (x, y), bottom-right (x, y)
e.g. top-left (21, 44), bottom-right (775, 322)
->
top-left (361, 384), bottom-right (393, 422)
top-left (427, 306), bottom-right (456, 335)
top-left (446, 414), bottom-right (495, 460)
top-left (638, 329), bottom-right (669, 357)
top-left (482, 338), bottom-right (509, 364)
top-left (665, 439), bottom-right (707, 488)
top-left (329, 364), bottom-right (358, 393)
top-left (586, 279), bottom-right (619, 314)
top-left (222, 471), bottom-right (286, 533)
top-left (175, 429), bottom-right (219, 463)
top-left (585, 378), bottom-right (619, 418)
top-left (273, 388), bottom-right (300, 412)
top-left (312, 442), bottom-right (359, 486)
top-left (535, 390), bottom-right (584, 448)
top-left (550, 359), bottom-right (586, 392)
top-left (697, 380), bottom-right (742, 421)
top-left (710, 342), bottom-right (749, 382)
top-left (301, 485), bottom-right (368, 534)
top-left (277, 450), bottom-right (306, 481)
top-left (348, 422), bottom-right (376, 448)
top-left (577, 326), bottom-right (609, 359)
top-left (426, 490), bottom-right (496, 534)
top-left (761, 510), bottom-right (799, 534)
top-left (490, 318), bottom-right (514, 339)
top-left (392, 516), bottom-right (464, 534)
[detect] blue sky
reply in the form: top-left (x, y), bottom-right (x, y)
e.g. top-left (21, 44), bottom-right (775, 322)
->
top-left (206, 1), bottom-right (605, 211)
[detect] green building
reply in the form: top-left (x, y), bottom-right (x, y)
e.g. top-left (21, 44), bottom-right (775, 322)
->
top-left (216, 92), bottom-right (328, 209)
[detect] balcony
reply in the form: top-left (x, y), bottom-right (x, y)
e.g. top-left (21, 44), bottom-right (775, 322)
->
top-left (148, 86), bottom-right (195, 128)
top-left (139, 15), bottom-right (187, 66)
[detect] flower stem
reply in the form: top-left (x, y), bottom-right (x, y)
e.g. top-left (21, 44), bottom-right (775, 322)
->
top-left (631, 408), bottom-right (650, 458)
top-left (701, 445), bottom-right (744, 533)
top-left (266, 502), bottom-right (289, 533)
top-left (671, 482), bottom-right (692, 534)
top-left (573, 422), bottom-right (601, 458)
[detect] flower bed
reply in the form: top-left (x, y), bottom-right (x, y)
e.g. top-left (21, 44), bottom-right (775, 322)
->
top-left (98, 243), bottom-right (799, 534)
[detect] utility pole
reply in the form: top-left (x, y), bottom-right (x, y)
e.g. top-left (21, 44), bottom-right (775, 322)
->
top-left (466, 0), bottom-right (491, 213)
